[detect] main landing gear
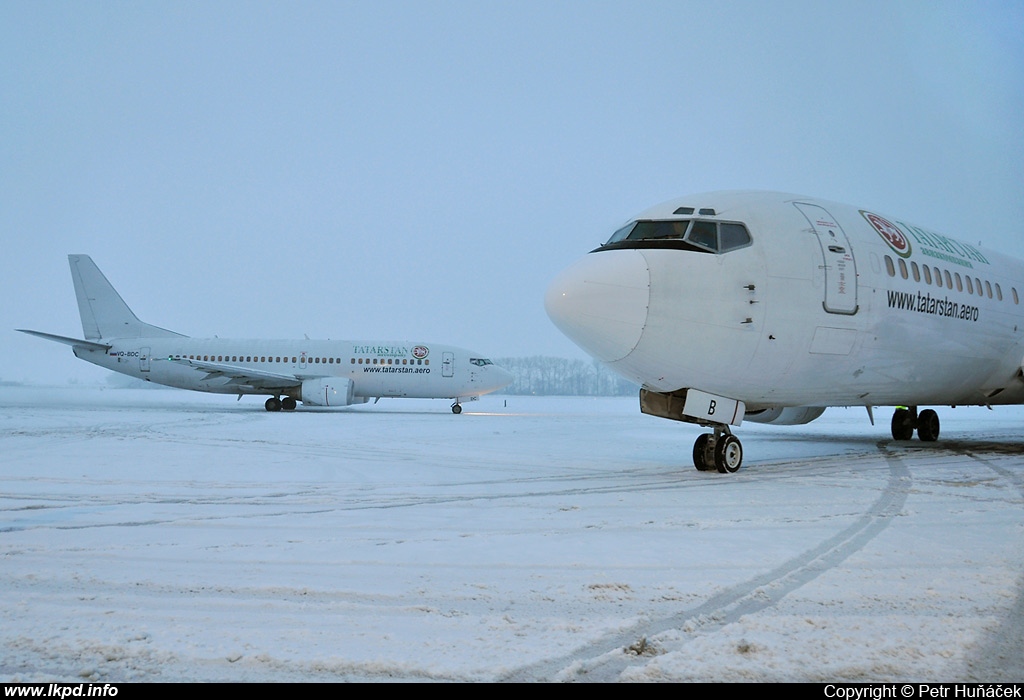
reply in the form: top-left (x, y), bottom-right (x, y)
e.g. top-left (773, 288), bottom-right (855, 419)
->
top-left (265, 396), bottom-right (298, 412)
top-left (692, 426), bottom-right (743, 473)
top-left (891, 406), bottom-right (940, 442)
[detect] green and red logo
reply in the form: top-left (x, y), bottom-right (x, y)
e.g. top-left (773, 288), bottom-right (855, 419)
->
top-left (862, 211), bottom-right (911, 258)
top-left (412, 345), bottom-right (429, 359)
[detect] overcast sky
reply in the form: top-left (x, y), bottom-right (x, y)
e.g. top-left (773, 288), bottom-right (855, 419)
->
top-left (2, 1), bottom-right (1022, 384)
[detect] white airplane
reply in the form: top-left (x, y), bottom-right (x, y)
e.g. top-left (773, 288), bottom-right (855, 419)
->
top-left (546, 190), bottom-right (1024, 473)
top-left (19, 255), bottom-right (513, 412)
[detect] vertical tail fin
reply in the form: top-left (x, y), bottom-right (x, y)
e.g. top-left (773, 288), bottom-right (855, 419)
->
top-left (68, 255), bottom-right (185, 340)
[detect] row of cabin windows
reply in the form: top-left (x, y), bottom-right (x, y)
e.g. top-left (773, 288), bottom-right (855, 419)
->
top-left (884, 255), bottom-right (1019, 304)
top-left (354, 357), bottom-right (428, 365)
top-left (171, 354), bottom-right (428, 366)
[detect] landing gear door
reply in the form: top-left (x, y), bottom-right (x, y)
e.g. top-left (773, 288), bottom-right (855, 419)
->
top-left (794, 202), bottom-right (858, 315)
top-left (442, 352), bottom-right (454, 378)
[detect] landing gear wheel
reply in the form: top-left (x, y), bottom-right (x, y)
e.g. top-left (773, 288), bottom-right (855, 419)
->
top-left (918, 409), bottom-right (940, 442)
top-left (451, 403), bottom-right (462, 414)
top-left (281, 396), bottom-right (297, 411)
top-left (891, 408), bottom-right (914, 440)
top-left (265, 397), bottom-right (282, 412)
top-left (692, 433), bottom-right (713, 471)
top-left (714, 434), bottom-right (743, 473)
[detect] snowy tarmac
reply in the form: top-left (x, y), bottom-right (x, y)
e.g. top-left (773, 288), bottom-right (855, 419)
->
top-left (2, 386), bottom-right (1022, 682)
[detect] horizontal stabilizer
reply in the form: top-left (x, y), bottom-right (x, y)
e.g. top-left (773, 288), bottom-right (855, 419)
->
top-left (16, 329), bottom-right (111, 352)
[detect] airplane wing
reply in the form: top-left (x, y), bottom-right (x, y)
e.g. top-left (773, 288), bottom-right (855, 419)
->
top-left (16, 329), bottom-right (112, 352)
top-left (162, 357), bottom-right (304, 391)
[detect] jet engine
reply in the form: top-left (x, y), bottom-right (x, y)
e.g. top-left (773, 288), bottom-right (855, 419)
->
top-left (300, 377), bottom-right (357, 407)
top-left (744, 406), bottom-right (826, 425)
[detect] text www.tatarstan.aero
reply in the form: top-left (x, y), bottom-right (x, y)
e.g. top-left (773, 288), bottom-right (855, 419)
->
top-left (887, 290), bottom-right (980, 322)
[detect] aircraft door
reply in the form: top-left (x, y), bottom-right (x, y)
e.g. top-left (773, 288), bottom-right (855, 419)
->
top-left (794, 202), bottom-right (859, 315)
top-left (139, 347), bottom-right (151, 372)
top-left (442, 352), bottom-right (454, 377)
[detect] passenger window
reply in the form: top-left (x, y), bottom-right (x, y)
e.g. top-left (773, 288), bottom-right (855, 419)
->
top-left (885, 256), bottom-right (895, 277)
top-left (996, 283), bottom-right (1003, 301)
top-left (966, 276), bottom-right (974, 294)
top-left (976, 278), bottom-right (983, 296)
top-left (944, 270), bottom-right (953, 289)
top-left (985, 281), bottom-right (993, 298)
top-left (923, 265), bottom-right (932, 285)
top-left (954, 273), bottom-right (963, 292)
top-left (911, 261), bottom-right (920, 282)
top-left (934, 269), bottom-right (943, 288)
top-left (898, 259), bottom-right (908, 280)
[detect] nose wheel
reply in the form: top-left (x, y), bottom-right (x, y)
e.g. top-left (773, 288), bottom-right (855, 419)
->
top-left (693, 427), bottom-right (743, 473)
top-left (451, 401), bottom-right (463, 414)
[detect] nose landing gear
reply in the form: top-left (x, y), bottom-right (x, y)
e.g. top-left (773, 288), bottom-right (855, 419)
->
top-left (891, 406), bottom-right (940, 442)
top-left (693, 426), bottom-right (743, 473)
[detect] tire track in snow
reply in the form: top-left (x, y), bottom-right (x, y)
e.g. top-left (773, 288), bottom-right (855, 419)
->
top-left (957, 448), bottom-right (1024, 682)
top-left (501, 441), bottom-right (912, 682)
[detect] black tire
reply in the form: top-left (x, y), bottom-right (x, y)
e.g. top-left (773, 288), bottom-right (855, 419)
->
top-left (693, 433), bottom-right (712, 471)
top-left (281, 396), bottom-right (297, 411)
top-left (265, 397), bottom-right (282, 412)
top-left (452, 404), bottom-right (462, 414)
top-left (918, 409), bottom-right (940, 442)
top-left (891, 408), bottom-right (914, 440)
top-left (715, 435), bottom-right (743, 474)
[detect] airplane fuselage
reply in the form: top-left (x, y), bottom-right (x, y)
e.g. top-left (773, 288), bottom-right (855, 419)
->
top-left (546, 191), bottom-right (1024, 471)
top-left (75, 338), bottom-right (506, 401)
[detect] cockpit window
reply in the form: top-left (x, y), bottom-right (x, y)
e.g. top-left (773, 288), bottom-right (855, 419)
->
top-left (470, 358), bottom-right (493, 367)
top-left (719, 223), bottom-right (752, 251)
top-left (606, 220), bottom-right (688, 244)
top-left (598, 219), bottom-right (752, 254)
top-left (687, 221), bottom-right (717, 250)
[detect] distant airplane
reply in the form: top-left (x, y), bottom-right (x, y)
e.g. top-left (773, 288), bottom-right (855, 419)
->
top-left (546, 190), bottom-right (1024, 473)
top-left (19, 255), bottom-right (512, 412)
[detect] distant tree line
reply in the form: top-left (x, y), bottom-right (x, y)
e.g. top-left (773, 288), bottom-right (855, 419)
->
top-left (494, 356), bottom-right (638, 396)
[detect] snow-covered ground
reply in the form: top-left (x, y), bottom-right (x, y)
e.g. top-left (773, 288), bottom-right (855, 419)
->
top-left (2, 386), bottom-right (1022, 682)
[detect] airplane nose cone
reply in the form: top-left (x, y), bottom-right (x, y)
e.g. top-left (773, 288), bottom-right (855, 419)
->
top-left (544, 250), bottom-right (649, 362)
